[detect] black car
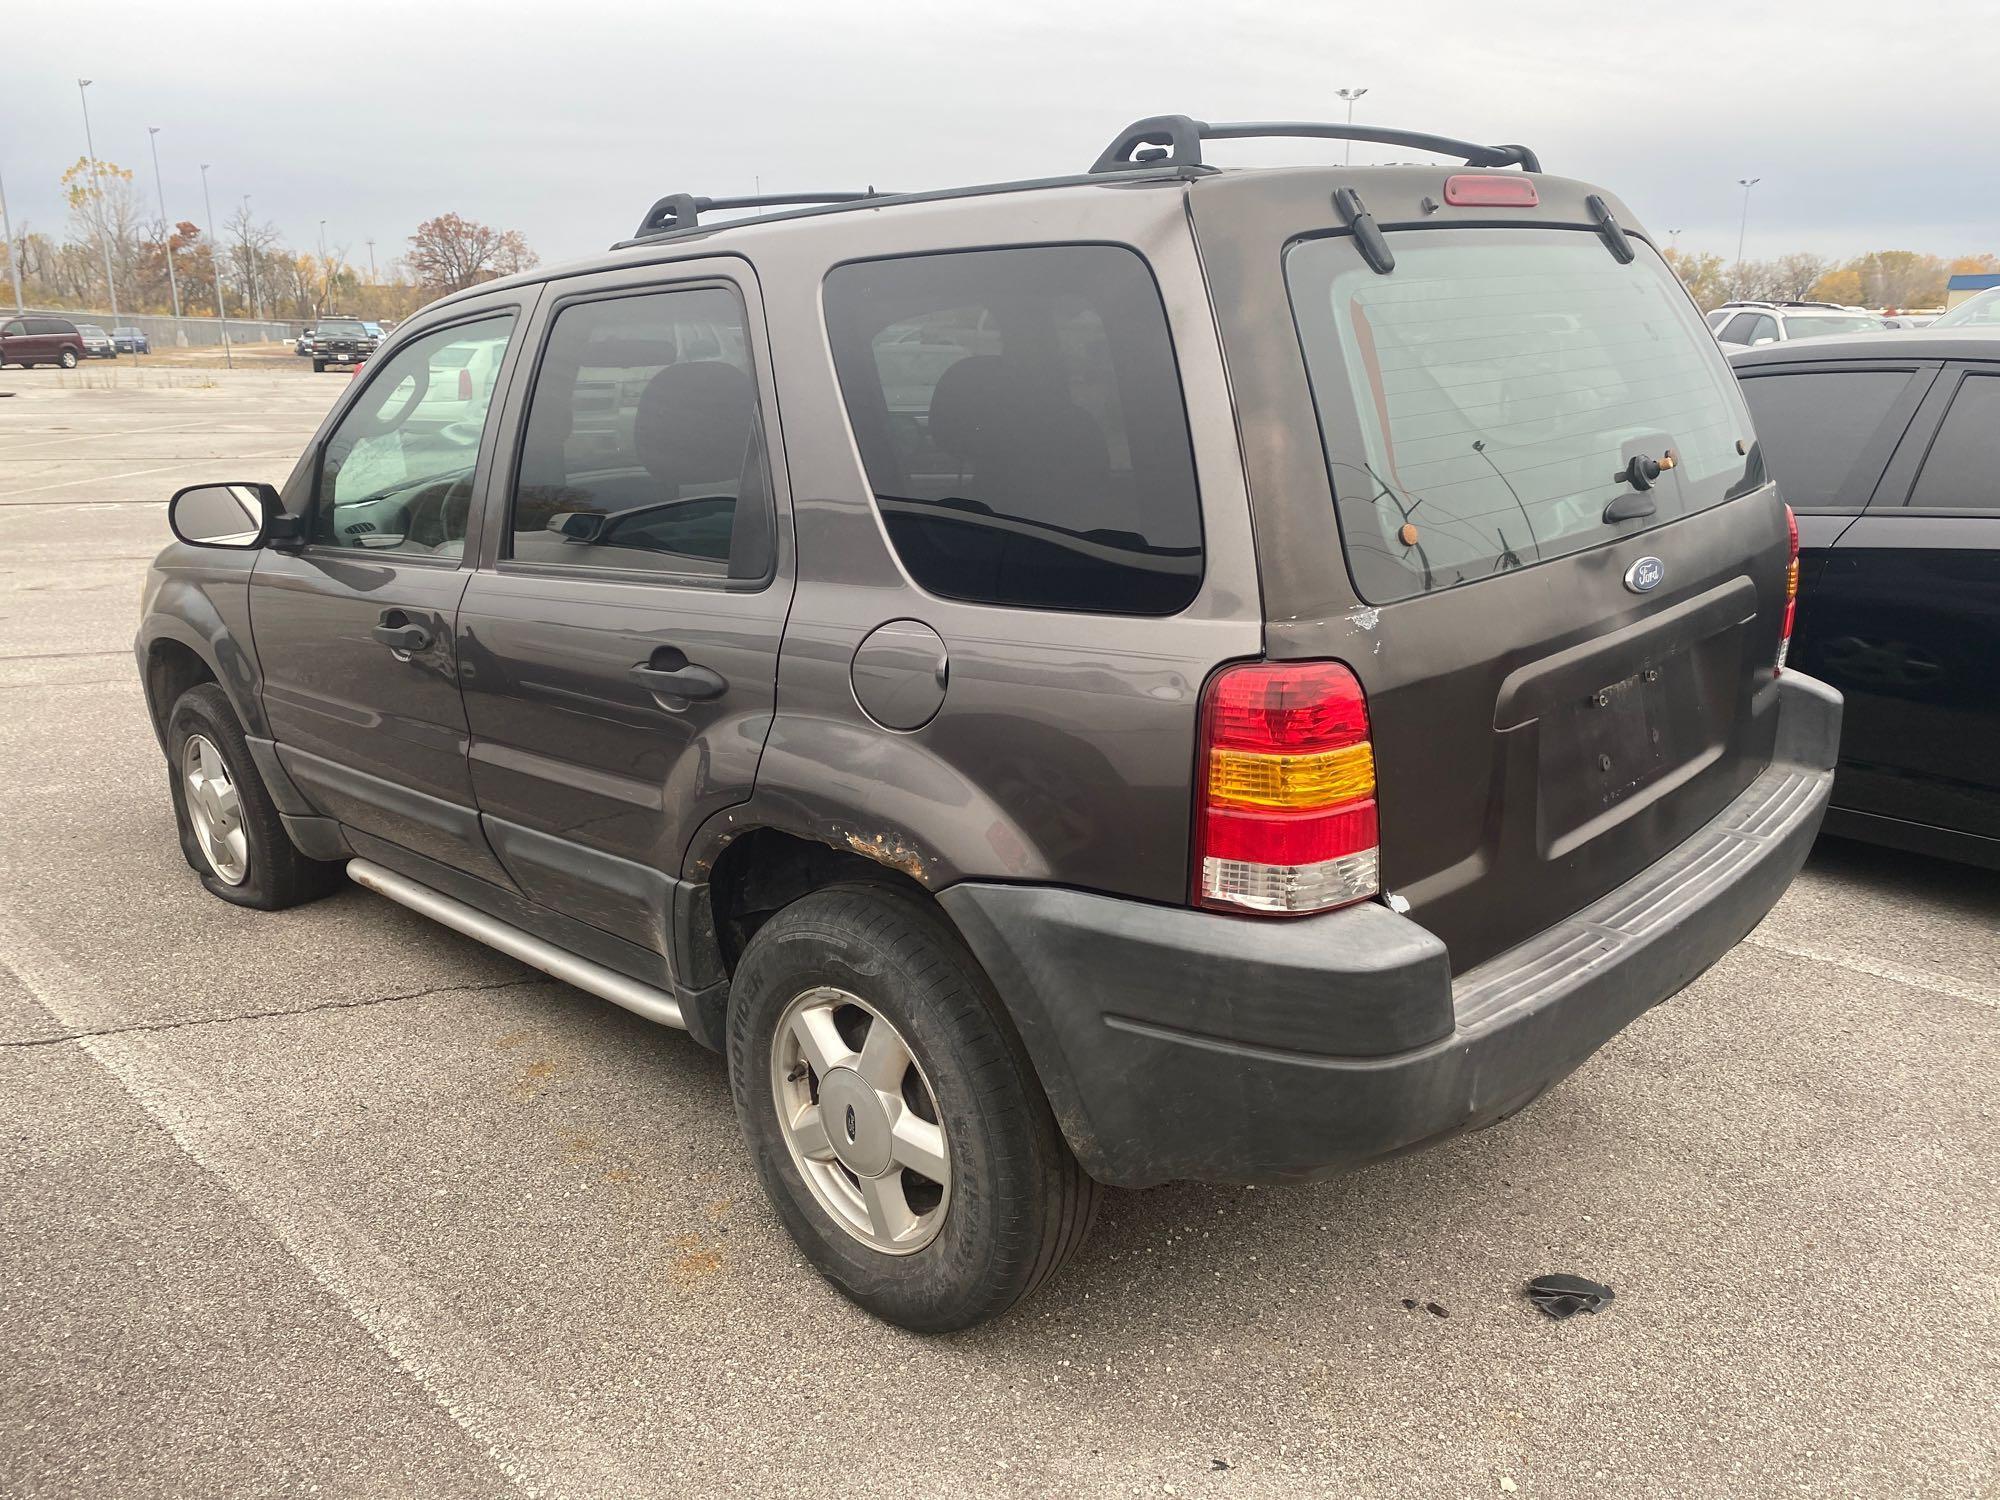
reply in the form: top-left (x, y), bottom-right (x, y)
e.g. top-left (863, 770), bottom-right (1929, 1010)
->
top-left (1732, 330), bottom-right (1999, 868)
top-left (310, 316), bottom-right (376, 371)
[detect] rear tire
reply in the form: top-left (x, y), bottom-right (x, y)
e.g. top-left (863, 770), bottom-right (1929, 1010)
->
top-left (165, 684), bottom-right (344, 910)
top-left (58, 350), bottom-right (77, 370)
top-left (728, 882), bottom-right (1100, 1333)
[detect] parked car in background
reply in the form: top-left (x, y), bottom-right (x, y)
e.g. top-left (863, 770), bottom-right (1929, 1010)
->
top-left (0, 315), bottom-right (86, 368)
top-left (1711, 301), bottom-right (1888, 348)
top-left (113, 326), bottom-right (152, 354)
top-left (77, 324), bottom-right (119, 359)
top-left (1930, 286), bottom-right (2000, 329)
top-left (137, 113), bottom-right (1839, 1332)
top-left (364, 321), bottom-right (385, 341)
top-left (310, 316), bottom-right (376, 371)
top-left (1731, 329), bottom-right (1999, 868)
top-left (296, 329), bottom-right (315, 356)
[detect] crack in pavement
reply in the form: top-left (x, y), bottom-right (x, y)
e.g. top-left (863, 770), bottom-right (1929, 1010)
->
top-left (0, 975), bottom-right (544, 1050)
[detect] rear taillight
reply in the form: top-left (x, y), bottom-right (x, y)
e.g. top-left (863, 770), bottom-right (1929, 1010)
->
top-left (1194, 660), bottom-right (1380, 915)
top-left (457, 367), bottom-right (474, 400)
top-left (1776, 504), bottom-right (1799, 675)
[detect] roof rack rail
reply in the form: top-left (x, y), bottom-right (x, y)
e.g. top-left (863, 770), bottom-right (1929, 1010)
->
top-left (1089, 116), bottom-right (1541, 176)
top-left (633, 190), bottom-right (889, 240)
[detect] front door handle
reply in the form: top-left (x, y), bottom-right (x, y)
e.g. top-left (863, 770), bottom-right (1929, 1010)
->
top-left (370, 610), bottom-right (431, 654)
top-left (630, 649), bottom-right (727, 702)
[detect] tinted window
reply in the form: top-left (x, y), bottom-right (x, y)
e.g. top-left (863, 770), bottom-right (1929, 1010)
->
top-left (1909, 374), bottom-right (2000, 510)
top-left (1738, 370), bottom-right (1915, 508)
top-left (1782, 314), bottom-right (1885, 340)
top-left (509, 286), bottom-right (772, 580)
top-left (825, 245), bottom-right (1202, 616)
top-left (1, 322), bottom-right (22, 337)
top-left (1288, 229), bottom-right (1756, 602)
top-left (315, 313), bottom-right (515, 557)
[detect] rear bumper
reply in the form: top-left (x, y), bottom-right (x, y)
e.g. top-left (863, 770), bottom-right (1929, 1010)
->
top-left (941, 671), bottom-right (1841, 1188)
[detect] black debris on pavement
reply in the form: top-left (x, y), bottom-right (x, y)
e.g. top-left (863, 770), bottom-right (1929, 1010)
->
top-left (1525, 1274), bottom-right (1615, 1320)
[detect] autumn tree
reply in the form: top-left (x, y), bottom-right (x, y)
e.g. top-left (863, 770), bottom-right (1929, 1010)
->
top-left (405, 212), bottom-right (537, 296)
top-left (61, 156), bottom-right (143, 308)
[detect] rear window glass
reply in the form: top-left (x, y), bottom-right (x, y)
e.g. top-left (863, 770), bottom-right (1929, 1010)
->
top-left (824, 245), bottom-right (1203, 616)
top-left (1289, 229), bottom-right (1759, 603)
top-left (1737, 369), bottom-right (1916, 508)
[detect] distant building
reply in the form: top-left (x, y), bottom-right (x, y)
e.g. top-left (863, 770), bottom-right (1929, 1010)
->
top-left (1944, 272), bottom-right (2000, 309)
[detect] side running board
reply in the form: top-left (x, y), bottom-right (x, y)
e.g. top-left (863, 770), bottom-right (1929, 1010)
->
top-left (345, 858), bottom-right (686, 1031)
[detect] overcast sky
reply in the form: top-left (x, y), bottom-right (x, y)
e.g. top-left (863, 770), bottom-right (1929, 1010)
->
top-left (7, 0), bottom-right (1997, 277)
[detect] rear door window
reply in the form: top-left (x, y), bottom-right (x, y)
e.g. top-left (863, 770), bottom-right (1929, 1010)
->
top-left (1737, 368), bottom-right (1922, 509)
top-left (1287, 228), bottom-right (1757, 603)
top-left (1908, 373), bottom-right (2000, 510)
top-left (824, 244), bottom-right (1203, 616)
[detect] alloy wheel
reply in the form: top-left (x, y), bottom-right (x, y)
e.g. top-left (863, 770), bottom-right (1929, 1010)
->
top-left (770, 985), bottom-right (951, 1254)
top-left (182, 733), bottom-right (249, 885)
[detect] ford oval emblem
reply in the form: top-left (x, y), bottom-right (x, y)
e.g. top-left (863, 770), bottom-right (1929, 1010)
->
top-left (1625, 556), bottom-right (1665, 594)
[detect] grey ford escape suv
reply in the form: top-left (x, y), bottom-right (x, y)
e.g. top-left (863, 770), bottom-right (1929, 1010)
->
top-left (137, 115), bottom-right (1841, 1332)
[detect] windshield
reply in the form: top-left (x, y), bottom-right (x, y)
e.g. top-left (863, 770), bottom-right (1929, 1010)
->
top-left (319, 319), bottom-right (366, 336)
top-left (1287, 228), bottom-right (1758, 603)
top-left (1933, 287), bottom-right (2000, 328)
top-left (1786, 314), bottom-right (1885, 339)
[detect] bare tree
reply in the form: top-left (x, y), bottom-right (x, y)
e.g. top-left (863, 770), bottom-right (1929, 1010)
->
top-left (61, 156), bottom-right (144, 309)
top-left (1772, 252), bottom-right (1832, 302)
top-left (225, 202), bottom-right (283, 320)
top-left (405, 212), bottom-right (537, 295)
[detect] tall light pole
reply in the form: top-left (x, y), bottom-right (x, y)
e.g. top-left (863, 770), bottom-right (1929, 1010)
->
top-left (199, 163), bottom-right (232, 369)
top-left (241, 193), bottom-right (262, 322)
top-left (365, 238), bottom-right (376, 284)
top-left (1735, 177), bottom-right (1761, 265)
top-left (76, 80), bottom-right (121, 322)
top-left (0, 164), bottom-right (24, 316)
top-left (1336, 87), bottom-right (1369, 166)
top-left (146, 128), bottom-right (185, 348)
top-left (318, 218), bottom-right (330, 314)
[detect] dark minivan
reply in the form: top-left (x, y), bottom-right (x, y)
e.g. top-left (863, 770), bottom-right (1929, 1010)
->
top-left (137, 115), bottom-right (1840, 1331)
top-left (1732, 329), bottom-right (1999, 867)
top-left (0, 315), bottom-right (86, 369)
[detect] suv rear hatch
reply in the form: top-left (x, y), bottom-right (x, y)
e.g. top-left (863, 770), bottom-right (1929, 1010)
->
top-left (1193, 169), bottom-right (1791, 971)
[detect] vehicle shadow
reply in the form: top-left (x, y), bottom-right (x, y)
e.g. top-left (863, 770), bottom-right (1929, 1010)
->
top-left (1805, 833), bottom-right (2000, 911)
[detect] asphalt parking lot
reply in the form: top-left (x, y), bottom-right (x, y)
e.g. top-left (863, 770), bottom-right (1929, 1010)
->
top-left (2, 364), bottom-right (1996, 1500)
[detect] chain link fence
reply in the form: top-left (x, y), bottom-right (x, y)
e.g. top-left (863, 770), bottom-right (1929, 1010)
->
top-left (16, 306), bottom-right (301, 348)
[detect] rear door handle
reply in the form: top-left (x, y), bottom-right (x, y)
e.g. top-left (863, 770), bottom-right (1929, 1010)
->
top-left (370, 610), bottom-right (431, 653)
top-left (630, 652), bottom-right (727, 702)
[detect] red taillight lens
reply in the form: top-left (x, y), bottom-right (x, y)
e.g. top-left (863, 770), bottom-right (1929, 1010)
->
top-left (1776, 504), bottom-right (1799, 675)
top-left (458, 367), bottom-right (474, 401)
top-left (1194, 660), bottom-right (1380, 915)
top-left (1443, 174), bottom-right (1540, 207)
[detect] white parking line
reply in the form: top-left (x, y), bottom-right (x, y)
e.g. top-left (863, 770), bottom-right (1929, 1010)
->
top-left (0, 419), bottom-right (214, 455)
top-left (1745, 932), bottom-right (1999, 1011)
top-left (0, 913), bottom-right (641, 1500)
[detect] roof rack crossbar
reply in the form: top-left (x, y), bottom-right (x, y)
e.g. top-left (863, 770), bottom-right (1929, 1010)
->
top-left (1089, 116), bottom-right (1542, 176)
top-left (633, 189), bottom-right (889, 239)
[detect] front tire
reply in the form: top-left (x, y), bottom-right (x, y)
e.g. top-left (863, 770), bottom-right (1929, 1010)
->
top-left (728, 883), bottom-right (1099, 1332)
top-left (312, 359), bottom-right (326, 373)
top-left (165, 683), bottom-right (343, 910)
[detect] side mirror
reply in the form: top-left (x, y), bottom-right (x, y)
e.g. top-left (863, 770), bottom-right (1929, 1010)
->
top-left (549, 511), bottom-right (606, 543)
top-left (168, 482), bottom-right (284, 549)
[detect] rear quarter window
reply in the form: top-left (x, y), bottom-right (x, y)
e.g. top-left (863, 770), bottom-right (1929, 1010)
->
top-left (1288, 228), bottom-right (1759, 603)
top-left (1736, 368), bottom-right (1919, 510)
top-left (824, 244), bottom-right (1203, 616)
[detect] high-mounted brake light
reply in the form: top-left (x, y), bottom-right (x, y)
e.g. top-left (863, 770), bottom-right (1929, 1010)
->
top-left (1776, 504), bottom-right (1799, 675)
top-left (1194, 660), bottom-right (1379, 915)
top-left (1443, 174), bottom-right (1540, 208)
